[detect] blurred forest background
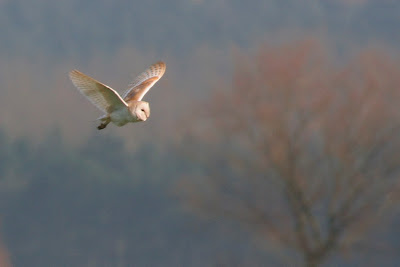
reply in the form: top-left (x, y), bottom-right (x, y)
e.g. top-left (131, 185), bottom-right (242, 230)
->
top-left (0, 0), bottom-right (400, 266)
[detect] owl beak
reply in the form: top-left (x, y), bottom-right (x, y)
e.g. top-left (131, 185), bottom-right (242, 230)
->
top-left (139, 114), bottom-right (147, 122)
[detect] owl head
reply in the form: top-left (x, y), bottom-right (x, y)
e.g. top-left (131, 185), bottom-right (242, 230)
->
top-left (130, 101), bottom-right (150, 122)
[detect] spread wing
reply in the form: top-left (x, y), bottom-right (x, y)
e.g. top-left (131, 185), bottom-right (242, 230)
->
top-left (123, 61), bottom-right (166, 102)
top-left (69, 70), bottom-right (128, 114)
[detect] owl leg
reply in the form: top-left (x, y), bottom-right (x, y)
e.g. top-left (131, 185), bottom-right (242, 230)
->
top-left (97, 123), bottom-right (108, 130)
top-left (97, 116), bottom-right (110, 130)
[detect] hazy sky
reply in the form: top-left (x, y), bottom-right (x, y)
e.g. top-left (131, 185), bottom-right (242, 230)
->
top-left (0, 0), bottom-right (399, 144)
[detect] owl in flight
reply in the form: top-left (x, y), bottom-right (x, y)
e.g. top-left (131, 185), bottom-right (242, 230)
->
top-left (69, 61), bottom-right (166, 130)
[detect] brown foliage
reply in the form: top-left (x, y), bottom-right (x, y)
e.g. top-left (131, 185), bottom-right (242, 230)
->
top-left (178, 39), bottom-right (400, 266)
top-left (0, 224), bottom-right (12, 267)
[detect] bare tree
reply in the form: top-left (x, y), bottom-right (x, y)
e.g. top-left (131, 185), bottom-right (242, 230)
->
top-left (178, 40), bottom-right (400, 266)
top-left (0, 223), bottom-right (12, 267)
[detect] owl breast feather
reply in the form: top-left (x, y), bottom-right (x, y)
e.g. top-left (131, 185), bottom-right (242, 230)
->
top-left (110, 107), bottom-right (138, 126)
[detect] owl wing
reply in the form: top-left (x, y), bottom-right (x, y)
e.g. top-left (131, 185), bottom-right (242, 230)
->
top-left (122, 61), bottom-right (166, 102)
top-left (69, 70), bottom-right (128, 114)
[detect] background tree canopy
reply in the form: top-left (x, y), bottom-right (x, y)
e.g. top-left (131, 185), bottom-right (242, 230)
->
top-left (0, 0), bottom-right (400, 266)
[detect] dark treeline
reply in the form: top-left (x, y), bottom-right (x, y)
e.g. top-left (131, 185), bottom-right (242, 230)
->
top-left (0, 129), bottom-right (270, 266)
top-left (1, 0), bottom-right (400, 266)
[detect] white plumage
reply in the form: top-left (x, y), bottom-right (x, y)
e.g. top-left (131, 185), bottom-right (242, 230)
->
top-left (69, 61), bottom-right (166, 130)
top-left (123, 61), bottom-right (166, 101)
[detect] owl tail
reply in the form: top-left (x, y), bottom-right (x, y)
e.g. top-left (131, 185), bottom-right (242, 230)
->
top-left (97, 115), bottom-right (110, 130)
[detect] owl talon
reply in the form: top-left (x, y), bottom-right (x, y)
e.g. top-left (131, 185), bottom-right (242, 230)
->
top-left (97, 123), bottom-right (107, 130)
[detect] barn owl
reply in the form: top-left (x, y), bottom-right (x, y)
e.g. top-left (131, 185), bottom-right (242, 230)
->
top-left (69, 61), bottom-right (166, 130)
